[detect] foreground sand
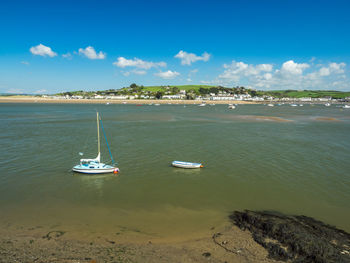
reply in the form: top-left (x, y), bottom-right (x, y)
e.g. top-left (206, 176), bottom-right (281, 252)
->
top-left (0, 96), bottom-right (256, 105)
top-left (0, 223), bottom-right (276, 263)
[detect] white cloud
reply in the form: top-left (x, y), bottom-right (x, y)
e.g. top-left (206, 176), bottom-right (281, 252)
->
top-left (62, 52), bottom-right (72, 59)
top-left (257, 64), bottom-right (273, 72)
top-left (329, 62), bottom-right (346, 74)
top-left (34, 89), bottom-right (47, 94)
top-left (187, 78), bottom-right (192, 82)
top-left (281, 60), bottom-right (309, 75)
top-left (113, 57), bottom-right (166, 69)
top-left (175, 50), bottom-right (210, 65)
top-left (219, 61), bottom-right (273, 82)
top-left (154, 70), bottom-right (180, 79)
top-left (21, 61), bottom-right (30, 65)
top-left (319, 62), bottom-right (346, 76)
top-left (319, 67), bottom-right (330, 76)
top-left (6, 88), bottom-right (24, 94)
top-left (133, 70), bottom-right (147, 75)
top-left (200, 80), bottom-right (215, 85)
top-left (263, 73), bottom-right (272, 80)
top-left (78, 46), bottom-right (106, 59)
top-left (212, 59), bottom-right (349, 90)
top-left (122, 70), bottom-right (147, 76)
top-left (122, 71), bottom-right (130, 77)
top-left (30, 44), bottom-right (57, 57)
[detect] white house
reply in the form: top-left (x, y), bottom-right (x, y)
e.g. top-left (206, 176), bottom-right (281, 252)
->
top-left (299, 97), bottom-right (312, 102)
top-left (163, 94), bottom-right (183, 99)
top-left (106, 95), bottom-right (128, 100)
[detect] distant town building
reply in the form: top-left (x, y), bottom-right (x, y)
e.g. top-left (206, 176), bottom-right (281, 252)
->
top-left (163, 94), bottom-right (183, 99)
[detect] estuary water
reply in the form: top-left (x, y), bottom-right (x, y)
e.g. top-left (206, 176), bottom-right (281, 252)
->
top-left (1, 103), bottom-right (350, 240)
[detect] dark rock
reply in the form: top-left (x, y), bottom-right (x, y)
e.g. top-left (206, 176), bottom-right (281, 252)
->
top-left (42, 231), bottom-right (65, 240)
top-left (230, 210), bottom-right (350, 263)
top-left (202, 252), bottom-right (211, 257)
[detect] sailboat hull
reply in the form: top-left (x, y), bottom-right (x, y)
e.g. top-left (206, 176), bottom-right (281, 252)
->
top-left (72, 164), bottom-right (117, 174)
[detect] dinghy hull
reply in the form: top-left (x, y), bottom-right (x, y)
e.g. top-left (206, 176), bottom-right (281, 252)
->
top-left (172, 161), bottom-right (203, 169)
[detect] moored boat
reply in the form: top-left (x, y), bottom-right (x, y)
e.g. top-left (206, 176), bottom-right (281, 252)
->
top-left (72, 112), bottom-right (119, 174)
top-left (172, 161), bottom-right (203, 169)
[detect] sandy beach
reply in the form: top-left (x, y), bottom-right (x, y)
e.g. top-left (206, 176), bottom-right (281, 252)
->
top-left (0, 96), bottom-right (256, 105)
top-left (0, 220), bottom-right (275, 263)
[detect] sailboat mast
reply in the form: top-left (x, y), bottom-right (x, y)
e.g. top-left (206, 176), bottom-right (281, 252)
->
top-left (97, 112), bottom-right (100, 154)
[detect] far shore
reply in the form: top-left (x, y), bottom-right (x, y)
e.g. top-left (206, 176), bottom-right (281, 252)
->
top-left (1, 96), bottom-right (347, 105)
top-left (0, 96), bottom-right (256, 104)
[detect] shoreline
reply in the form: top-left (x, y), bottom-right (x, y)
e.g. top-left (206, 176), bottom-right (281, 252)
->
top-left (0, 96), bottom-right (255, 104)
top-left (0, 218), bottom-right (274, 263)
top-left (1, 210), bottom-right (349, 262)
top-left (1, 96), bottom-right (347, 105)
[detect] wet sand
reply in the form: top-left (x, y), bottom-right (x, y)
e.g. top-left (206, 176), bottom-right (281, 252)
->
top-left (0, 223), bottom-right (276, 263)
top-left (0, 96), bottom-right (256, 105)
top-left (315, 117), bottom-right (341, 122)
top-left (242, 115), bottom-right (292, 122)
top-left (220, 114), bottom-right (293, 122)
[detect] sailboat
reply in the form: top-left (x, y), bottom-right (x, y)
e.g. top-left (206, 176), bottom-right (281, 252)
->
top-left (72, 112), bottom-right (119, 174)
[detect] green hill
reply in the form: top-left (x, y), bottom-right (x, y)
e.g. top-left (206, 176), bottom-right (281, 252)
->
top-left (141, 85), bottom-right (216, 92)
top-left (56, 84), bottom-right (350, 99)
top-left (257, 90), bottom-right (350, 99)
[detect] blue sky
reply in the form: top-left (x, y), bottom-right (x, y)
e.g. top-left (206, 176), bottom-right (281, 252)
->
top-left (1, 0), bottom-right (350, 93)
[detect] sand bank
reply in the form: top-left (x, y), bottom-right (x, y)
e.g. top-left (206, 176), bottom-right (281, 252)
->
top-left (0, 223), bottom-right (275, 263)
top-left (315, 117), bottom-right (341, 122)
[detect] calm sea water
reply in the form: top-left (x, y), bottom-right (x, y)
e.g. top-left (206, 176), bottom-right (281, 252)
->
top-left (1, 103), bottom-right (350, 239)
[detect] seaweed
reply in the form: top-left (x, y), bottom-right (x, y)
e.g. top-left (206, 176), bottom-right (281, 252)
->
top-left (230, 210), bottom-right (350, 263)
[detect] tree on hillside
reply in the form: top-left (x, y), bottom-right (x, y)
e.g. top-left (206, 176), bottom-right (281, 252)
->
top-left (130, 83), bottom-right (137, 89)
top-left (155, 91), bottom-right (164, 99)
top-left (209, 87), bottom-right (219, 94)
top-left (199, 87), bottom-right (209, 94)
top-left (249, 90), bottom-right (257, 97)
top-left (171, 87), bottom-right (179, 94)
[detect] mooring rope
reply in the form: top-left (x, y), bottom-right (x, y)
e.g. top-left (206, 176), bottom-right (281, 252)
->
top-left (99, 115), bottom-right (116, 165)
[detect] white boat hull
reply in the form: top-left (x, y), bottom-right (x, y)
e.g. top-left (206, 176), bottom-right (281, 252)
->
top-left (172, 161), bottom-right (203, 169)
top-left (72, 162), bottom-right (119, 174)
top-left (72, 167), bottom-right (117, 174)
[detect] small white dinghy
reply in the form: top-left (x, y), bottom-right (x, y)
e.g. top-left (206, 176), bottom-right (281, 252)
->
top-left (172, 161), bottom-right (203, 169)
